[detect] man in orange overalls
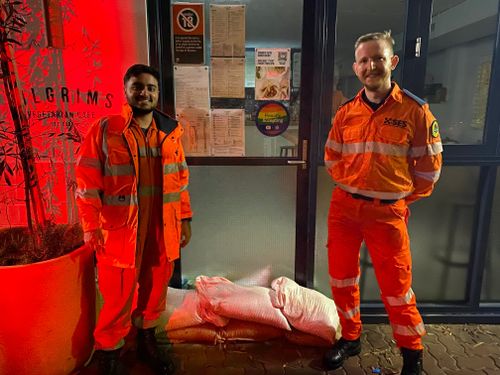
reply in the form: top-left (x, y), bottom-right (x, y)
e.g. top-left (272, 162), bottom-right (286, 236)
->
top-left (323, 31), bottom-right (442, 375)
top-left (76, 64), bottom-right (193, 375)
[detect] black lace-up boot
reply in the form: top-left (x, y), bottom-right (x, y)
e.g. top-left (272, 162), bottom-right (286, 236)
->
top-left (323, 337), bottom-right (362, 370)
top-left (401, 347), bottom-right (423, 375)
top-left (137, 328), bottom-right (175, 375)
top-left (95, 349), bottom-right (128, 375)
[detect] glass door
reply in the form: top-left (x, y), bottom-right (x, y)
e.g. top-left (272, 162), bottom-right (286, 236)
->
top-left (147, 0), bottom-right (317, 287)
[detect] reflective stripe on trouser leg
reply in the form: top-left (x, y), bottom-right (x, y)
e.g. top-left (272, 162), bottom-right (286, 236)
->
top-left (363, 202), bottom-right (425, 350)
top-left (94, 265), bottom-right (138, 350)
top-left (327, 189), bottom-right (363, 340)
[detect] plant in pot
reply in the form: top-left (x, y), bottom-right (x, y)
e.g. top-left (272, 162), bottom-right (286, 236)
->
top-left (0, 1), bottom-right (95, 374)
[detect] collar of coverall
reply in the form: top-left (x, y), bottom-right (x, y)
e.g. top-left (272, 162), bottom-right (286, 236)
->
top-left (357, 81), bottom-right (404, 106)
top-left (110, 103), bottom-right (179, 137)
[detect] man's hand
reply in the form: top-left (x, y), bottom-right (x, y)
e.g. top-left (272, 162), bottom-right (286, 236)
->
top-left (180, 220), bottom-right (192, 248)
top-left (84, 228), bottom-right (104, 251)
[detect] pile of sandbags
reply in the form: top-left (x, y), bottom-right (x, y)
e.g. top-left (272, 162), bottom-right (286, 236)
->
top-left (157, 271), bottom-right (341, 347)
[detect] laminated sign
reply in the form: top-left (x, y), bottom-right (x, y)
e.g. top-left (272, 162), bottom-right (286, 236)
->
top-left (172, 3), bottom-right (205, 64)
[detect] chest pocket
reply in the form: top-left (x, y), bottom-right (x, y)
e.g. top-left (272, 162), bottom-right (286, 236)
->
top-left (343, 125), bottom-right (364, 142)
top-left (106, 134), bottom-right (132, 165)
top-left (377, 124), bottom-right (409, 144)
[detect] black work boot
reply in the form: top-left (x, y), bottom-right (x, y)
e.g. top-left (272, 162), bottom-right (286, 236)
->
top-left (401, 347), bottom-right (423, 375)
top-left (323, 337), bottom-right (362, 370)
top-left (137, 328), bottom-right (175, 375)
top-left (95, 349), bottom-right (128, 375)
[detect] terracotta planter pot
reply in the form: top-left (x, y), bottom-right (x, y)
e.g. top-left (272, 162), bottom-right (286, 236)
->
top-left (0, 244), bottom-right (95, 375)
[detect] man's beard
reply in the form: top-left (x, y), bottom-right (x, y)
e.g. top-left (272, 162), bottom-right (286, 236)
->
top-left (131, 105), bottom-right (155, 116)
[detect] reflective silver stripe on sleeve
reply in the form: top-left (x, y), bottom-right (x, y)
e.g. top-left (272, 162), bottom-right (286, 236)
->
top-left (428, 142), bottom-right (443, 155)
top-left (392, 322), bottom-right (426, 337)
top-left (414, 168), bottom-right (441, 182)
top-left (76, 156), bottom-right (102, 169)
top-left (409, 146), bottom-right (426, 158)
top-left (164, 161), bottom-right (188, 175)
top-left (163, 163), bottom-right (179, 174)
top-left (342, 142), bottom-right (409, 156)
top-left (104, 164), bottom-right (134, 177)
top-left (75, 187), bottom-right (101, 199)
top-left (329, 275), bottom-right (360, 288)
top-left (325, 139), bottom-right (342, 153)
top-left (337, 306), bottom-right (360, 320)
top-left (103, 194), bottom-right (138, 206)
top-left (163, 191), bottom-right (181, 203)
top-left (336, 183), bottom-right (410, 200)
top-left (179, 183), bottom-right (189, 192)
top-left (410, 142), bottom-right (443, 157)
top-left (385, 288), bottom-right (415, 306)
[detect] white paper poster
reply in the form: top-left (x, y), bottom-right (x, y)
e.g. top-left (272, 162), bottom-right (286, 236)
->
top-left (210, 5), bottom-right (246, 57)
top-left (211, 109), bottom-right (245, 156)
top-left (255, 48), bottom-right (291, 101)
top-left (178, 108), bottom-right (211, 156)
top-left (173, 65), bottom-right (210, 113)
top-left (210, 57), bottom-right (245, 98)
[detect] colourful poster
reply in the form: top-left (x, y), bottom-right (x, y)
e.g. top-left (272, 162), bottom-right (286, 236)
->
top-left (255, 102), bottom-right (290, 137)
top-left (255, 48), bottom-right (291, 101)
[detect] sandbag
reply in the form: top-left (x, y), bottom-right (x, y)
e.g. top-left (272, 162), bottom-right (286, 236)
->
top-left (270, 276), bottom-right (341, 343)
top-left (195, 275), bottom-right (291, 331)
top-left (165, 323), bottom-right (220, 344)
top-left (285, 330), bottom-right (333, 347)
top-left (158, 287), bottom-right (228, 331)
top-left (222, 320), bottom-right (285, 342)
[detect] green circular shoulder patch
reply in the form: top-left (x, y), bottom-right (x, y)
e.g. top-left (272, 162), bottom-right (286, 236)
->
top-left (431, 120), bottom-right (440, 138)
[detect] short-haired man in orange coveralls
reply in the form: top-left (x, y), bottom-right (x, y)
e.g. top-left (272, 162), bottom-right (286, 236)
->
top-left (76, 64), bottom-right (193, 375)
top-left (323, 31), bottom-right (442, 375)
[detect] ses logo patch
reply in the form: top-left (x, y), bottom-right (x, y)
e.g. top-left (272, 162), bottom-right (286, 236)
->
top-left (431, 120), bottom-right (440, 138)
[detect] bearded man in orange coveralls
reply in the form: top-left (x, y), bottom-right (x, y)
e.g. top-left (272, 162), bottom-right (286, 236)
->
top-left (76, 64), bottom-right (193, 375)
top-left (323, 31), bottom-right (442, 375)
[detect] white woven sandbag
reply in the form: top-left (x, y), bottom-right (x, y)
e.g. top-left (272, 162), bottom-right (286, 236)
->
top-left (270, 276), bottom-right (341, 343)
top-left (158, 287), bottom-right (228, 331)
top-left (195, 275), bottom-right (291, 331)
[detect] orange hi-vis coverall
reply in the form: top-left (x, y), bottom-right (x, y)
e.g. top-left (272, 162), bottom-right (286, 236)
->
top-left (324, 83), bottom-right (442, 350)
top-left (75, 104), bottom-right (192, 349)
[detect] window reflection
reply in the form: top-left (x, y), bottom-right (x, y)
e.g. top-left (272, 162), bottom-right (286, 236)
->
top-left (425, 0), bottom-right (499, 145)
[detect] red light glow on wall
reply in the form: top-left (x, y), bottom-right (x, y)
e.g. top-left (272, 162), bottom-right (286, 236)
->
top-left (0, 0), bottom-right (149, 227)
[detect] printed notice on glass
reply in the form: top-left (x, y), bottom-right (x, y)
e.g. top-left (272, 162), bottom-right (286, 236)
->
top-left (210, 5), bottom-right (245, 57)
top-left (210, 57), bottom-right (245, 98)
top-left (173, 65), bottom-right (210, 113)
top-left (255, 48), bottom-right (291, 101)
top-left (211, 109), bottom-right (245, 156)
top-left (178, 108), bottom-right (211, 156)
top-left (172, 3), bottom-right (205, 64)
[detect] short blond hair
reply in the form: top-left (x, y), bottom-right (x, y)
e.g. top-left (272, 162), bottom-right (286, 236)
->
top-left (354, 30), bottom-right (395, 54)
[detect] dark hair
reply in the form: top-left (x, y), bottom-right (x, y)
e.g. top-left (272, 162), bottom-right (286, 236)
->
top-left (123, 64), bottom-right (160, 85)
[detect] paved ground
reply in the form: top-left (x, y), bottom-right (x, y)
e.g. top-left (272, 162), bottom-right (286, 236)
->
top-left (78, 324), bottom-right (500, 374)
